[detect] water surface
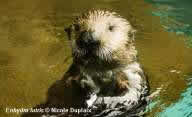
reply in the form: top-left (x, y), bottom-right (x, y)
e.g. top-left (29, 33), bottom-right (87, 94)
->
top-left (0, 0), bottom-right (192, 117)
top-left (146, 0), bottom-right (192, 116)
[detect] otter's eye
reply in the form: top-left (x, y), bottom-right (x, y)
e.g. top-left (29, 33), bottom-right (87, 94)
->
top-left (74, 24), bottom-right (80, 31)
top-left (108, 25), bottom-right (115, 32)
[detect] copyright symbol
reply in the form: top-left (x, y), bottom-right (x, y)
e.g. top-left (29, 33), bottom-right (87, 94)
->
top-left (44, 108), bottom-right (50, 113)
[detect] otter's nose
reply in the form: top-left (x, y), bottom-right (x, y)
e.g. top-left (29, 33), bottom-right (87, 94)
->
top-left (77, 31), bottom-right (100, 49)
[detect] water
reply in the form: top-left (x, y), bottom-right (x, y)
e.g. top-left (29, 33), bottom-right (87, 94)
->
top-left (0, 0), bottom-right (192, 117)
top-left (146, 0), bottom-right (192, 116)
top-left (159, 79), bottom-right (192, 117)
top-left (146, 0), bottom-right (192, 47)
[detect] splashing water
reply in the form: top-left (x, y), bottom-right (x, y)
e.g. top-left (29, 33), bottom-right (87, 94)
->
top-left (159, 76), bottom-right (192, 117)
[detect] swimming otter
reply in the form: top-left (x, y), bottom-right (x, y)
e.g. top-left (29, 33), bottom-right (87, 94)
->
top-left (64, 9), bottom-right (149, 116)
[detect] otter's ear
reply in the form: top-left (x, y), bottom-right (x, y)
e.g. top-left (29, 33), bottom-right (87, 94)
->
top-left (128, 29), bottom-right (136, 42)
top-left (64, 25), bottom-right (73, 40)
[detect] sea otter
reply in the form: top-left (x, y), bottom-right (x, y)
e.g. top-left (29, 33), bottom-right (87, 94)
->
top-left (63, 9), bottom-right (149, 117)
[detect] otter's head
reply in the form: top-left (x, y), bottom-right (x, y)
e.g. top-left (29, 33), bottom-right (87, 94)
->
top-left (65, 9), bottom-right (135, 61)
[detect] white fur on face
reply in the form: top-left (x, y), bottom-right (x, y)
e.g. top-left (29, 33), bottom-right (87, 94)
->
top-left (72, 10), bottom-right (134, 60)
top-left (86, 13), bottom-right (131, 51)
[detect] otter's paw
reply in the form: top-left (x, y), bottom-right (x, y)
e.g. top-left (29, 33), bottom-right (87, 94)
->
top-left (86, 93), bottom-right (98, 107)
top-left (92, 96), bottom-right (138, 110)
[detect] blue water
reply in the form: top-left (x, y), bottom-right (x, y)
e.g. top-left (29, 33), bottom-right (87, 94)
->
top-left (146, 0), bottom-right (192, 117)
top-left (146, 0), bottom-right (192, 47)
top-left (159, 79), bottom-right (192, 117)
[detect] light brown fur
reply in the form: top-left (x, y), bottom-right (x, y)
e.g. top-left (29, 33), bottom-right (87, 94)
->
top-left (64, 9), bottom-right (149, 113)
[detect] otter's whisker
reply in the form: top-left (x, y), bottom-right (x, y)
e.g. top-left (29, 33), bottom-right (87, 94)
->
top-left (63, 9), bottom-right (149, 117)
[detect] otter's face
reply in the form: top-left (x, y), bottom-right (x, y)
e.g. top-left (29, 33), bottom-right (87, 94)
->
top-left (65, 10), bottom-right (134, 60)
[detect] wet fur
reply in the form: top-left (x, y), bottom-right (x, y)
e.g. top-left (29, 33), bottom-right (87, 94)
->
top-left (65, 9), bottom-right (149, 116)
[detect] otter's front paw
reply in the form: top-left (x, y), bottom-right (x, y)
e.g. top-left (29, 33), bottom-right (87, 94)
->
top-left (86, 93), bottom-right (98, 107)
top-left (93, 96), bottom-right (137, 109)
top-left (92, 97), bottom-right (114, 109)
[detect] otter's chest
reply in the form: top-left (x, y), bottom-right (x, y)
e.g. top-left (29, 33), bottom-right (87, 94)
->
top-left (80, 70), bottom-right (129, 96)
